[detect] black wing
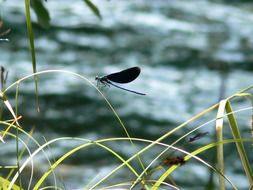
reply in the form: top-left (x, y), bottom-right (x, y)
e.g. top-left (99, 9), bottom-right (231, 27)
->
top-left (106, 67), bottom-right (141, 83)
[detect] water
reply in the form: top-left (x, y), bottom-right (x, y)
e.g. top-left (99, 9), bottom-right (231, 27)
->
top-left (0, 0), bottom-right (253, 189)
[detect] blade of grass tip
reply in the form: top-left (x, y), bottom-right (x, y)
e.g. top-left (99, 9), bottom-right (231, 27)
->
top-left (24, 0), bottom-right (40, 112)
top-left (225, 101), bottom-right (253, 185)
top-left (0, 91), bottom-right (20, 143)
top-left (83, 0), bottom-right (102, 20)
top-left (2, 116), bottom-right (22, 139)
top-left (2, 98), bottom-right (20, 127)
top-left (31, 0), bottom-right (50, 29)
top-left (216, 99), bottom-right (227, 190)
top-left (0, 133), bottom-right (4, 143)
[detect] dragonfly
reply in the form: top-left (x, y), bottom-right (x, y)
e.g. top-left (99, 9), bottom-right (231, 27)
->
top-left (188, 132), bottom-right (209, 143)
top-left (95, 66), bottom-right (146, 95)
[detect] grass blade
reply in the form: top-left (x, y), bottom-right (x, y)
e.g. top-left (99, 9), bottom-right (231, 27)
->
top-left (31, 0), bottom-right (50, 29)
top-left (83, 0), bottom-right (102, 20)
top-left (226, 101), bottom-right (253, 185)
top-left (216, 99), bottom-right (227, 190)
top-left (24, 0), bottom-right (40, 112)
top-left (0, 177), bottom-right (21, 190)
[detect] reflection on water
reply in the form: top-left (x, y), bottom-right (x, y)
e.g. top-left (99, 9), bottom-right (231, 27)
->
top-left (1, 0), bottom-right (253, 189)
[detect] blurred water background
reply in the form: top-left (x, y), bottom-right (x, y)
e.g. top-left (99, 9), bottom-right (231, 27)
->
top-left (1, 0), bottom-right (253, 189)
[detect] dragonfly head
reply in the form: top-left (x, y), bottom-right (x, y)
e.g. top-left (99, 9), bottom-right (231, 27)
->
top-left (95, 76), bottom-right (107, 86)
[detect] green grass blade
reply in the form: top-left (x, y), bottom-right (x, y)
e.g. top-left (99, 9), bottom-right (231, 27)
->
top-left (225, 101), bottom-right (253, 185)
top-left (83, 0), bottom-right (102, 20)
top-left (92, 104), bottom-right (219, 190)
top-left (3, 69), bottom-right (147, 179)
top-left (3, 131), bottom-right (33, 190)
top-left (31, 0), bottom-right (50, 29)
top-left (24, 0), bottom-right (40, 112)
top-left (2, 123), bottom-right (56, 190)
top-left (216, 99), bottom-right (227, 190)
top-left (14, 82), bottom-right (22, 189)
top-left (151, 139), bottom-right (253, 190)
top-left (0, 177), bottom-right (21, 190)
top-left (33, 139), bottom-right (139, 189)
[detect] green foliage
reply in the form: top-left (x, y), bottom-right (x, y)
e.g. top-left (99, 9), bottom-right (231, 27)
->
top-left (29, 0), bottom-right (102, 29)
top-left (30, 0), bottom-right (50, 29)
top-left (0, 177), bottom-right (21, 190)
top-left (1, 70), bottom-right (253, 189)
top-left (25, 0), bottom-right (40, 112)
top-left (83, 0), bottom-right (102, 20)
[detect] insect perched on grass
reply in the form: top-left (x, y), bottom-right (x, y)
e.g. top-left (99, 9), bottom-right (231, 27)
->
top-left (95, 66), bottom-right (146, 95)
top-left (188, 132), bottom-right (209, 143)
top-left (163, 156), bottom-right (185, 167)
